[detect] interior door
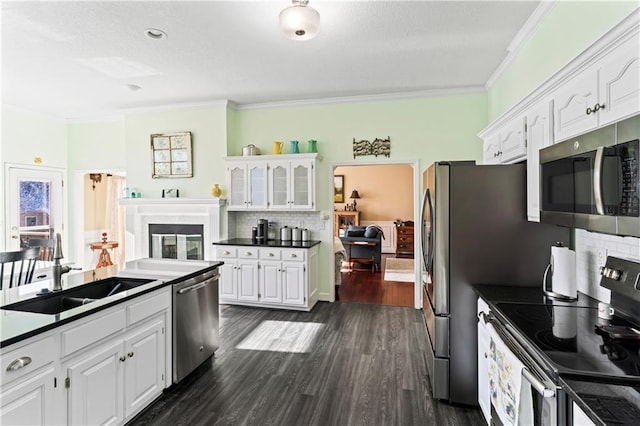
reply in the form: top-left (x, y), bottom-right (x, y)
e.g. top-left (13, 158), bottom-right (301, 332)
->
top-left (6, 166), bottom-right (64, 251)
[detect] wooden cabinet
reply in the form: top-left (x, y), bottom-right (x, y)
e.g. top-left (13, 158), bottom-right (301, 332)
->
top-left (215, 244), bottom-right (319, 311)
top-left (268, 159), bottom-right (315, 210)
top-left (526, 100), bottom-right (553, 222)
top-left (225, 154), bottom-right (319, 211)
top-left (334, 211), bottom-right (360, 236)
top-left (225, 161), bottom-right (268, 210)
top-left (553, 32), bottom-right (639, 142)
top-left (395, 223), bottom-right (414, 258)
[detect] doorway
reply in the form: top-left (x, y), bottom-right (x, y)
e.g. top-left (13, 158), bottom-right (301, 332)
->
top-left (5, 165), bottom-right (63, 251)
top-left (76, 171), bottom-right (126, 269)
top-left (331, 161), bottom-right (420, 308)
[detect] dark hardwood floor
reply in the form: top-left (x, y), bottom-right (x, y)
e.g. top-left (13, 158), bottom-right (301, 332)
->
top-left (129, 302), bottom-right (482, 426)
top-left (337, 254), bottom-right (415, 308)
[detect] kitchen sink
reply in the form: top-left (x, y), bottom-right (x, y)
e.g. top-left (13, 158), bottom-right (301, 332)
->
top-left (1, 277), bottom-right (154, 315)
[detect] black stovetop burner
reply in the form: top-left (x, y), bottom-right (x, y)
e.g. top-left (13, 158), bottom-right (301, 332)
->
top-left (496, 302), bottom-right (640, 385)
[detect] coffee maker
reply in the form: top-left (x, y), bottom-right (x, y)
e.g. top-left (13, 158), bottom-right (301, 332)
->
top-left (256, 219), bottom-right (268, 243)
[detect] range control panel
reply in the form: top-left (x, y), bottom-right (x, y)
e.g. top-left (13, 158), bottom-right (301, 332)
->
top-left (600, 256), bottom-right (640, 301)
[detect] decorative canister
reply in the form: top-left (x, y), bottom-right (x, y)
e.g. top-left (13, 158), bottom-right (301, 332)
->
top-left (307, 140), bottom-right (317, 153)
top-left (301, 228), bottom-right (311, 241)
top-left (292, 227), bottom-right (302, 242)
top-left (290, 140), bottom-right (300, 154)
top-left (280, 226), bottom-right (292, 241)
top-left (272, 141), bottom-right (284, 154)
top-left (211, 183), bottom-right (222, 198)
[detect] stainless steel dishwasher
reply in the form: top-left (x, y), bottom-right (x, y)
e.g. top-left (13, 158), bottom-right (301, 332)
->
top-left (172, 267), bottom-right (220, 383)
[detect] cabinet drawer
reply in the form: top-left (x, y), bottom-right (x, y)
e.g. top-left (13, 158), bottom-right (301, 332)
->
top-left (216, 247), bottom-right (237, 259)
top-left (397, 227), bottom-right (414, 236)
top-left (237, 248), bottom-right (259, 259)
top-left (1, 335), bottom-right (55, 385)
top-left (397, 243), bottom-right (414, 252)
top-left (61, 309), bottom-right (126, 358)
top-left (397, 235), bottom-right (414, 243)
top-left (127, 289), bottom-right (170, 326)
top-left (281, 249), bottom-right (305, 262)
top-left (259, 248), bottom-right (281, 260)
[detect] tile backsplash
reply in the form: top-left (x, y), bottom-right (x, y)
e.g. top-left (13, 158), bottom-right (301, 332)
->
top-left (228, 211), bottom-right (326, 240)
top-left (575, 229), bottom-right (640, 302)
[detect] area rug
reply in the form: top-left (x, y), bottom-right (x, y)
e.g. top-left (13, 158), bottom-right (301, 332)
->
top-left (383, 258), bottom-right (415, 282)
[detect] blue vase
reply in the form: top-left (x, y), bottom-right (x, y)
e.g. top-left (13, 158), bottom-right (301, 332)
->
top-left (290, 140), bottom-right (299, 154)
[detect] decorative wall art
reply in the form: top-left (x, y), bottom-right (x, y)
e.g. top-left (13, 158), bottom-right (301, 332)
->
top-left (151, 131), bottom-right (193, 178)
top-left (334, 175), bottom-right (345, 203)
top-left (352, 136), bottom-right (391, 159)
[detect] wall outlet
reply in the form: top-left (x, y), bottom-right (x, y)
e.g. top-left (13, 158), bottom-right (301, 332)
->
top-left (596, 248), bottom-right (608, 267)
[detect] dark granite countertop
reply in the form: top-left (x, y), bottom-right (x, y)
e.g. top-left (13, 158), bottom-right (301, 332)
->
top-left (0, 258), bottom-right (222, 348)
top-left (474, 284), bottom-right (637, 425)
top-left (213, 238), bottom-right (321, 248)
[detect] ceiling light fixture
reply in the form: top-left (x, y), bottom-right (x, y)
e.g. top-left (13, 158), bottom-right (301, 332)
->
top-left (144, 28), bottom-right (167, 40)
top-left (279, 0), bottom-right (320, 41)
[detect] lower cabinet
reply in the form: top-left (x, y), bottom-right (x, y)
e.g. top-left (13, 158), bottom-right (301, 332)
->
top-left (0, 286), bottom-right (171, 426)
top-left (0, 366), bottom-right (56, 426)
top-left (216, 244), bottom-right (319, 311)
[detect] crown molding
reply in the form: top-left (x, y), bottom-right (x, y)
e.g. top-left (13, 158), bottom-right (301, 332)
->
top-left (484, 0), bottom-right (557, 90)
top-left (232, 86), bottom-right (486, 111)
top-left (123, 99), bottom-right (231, 116)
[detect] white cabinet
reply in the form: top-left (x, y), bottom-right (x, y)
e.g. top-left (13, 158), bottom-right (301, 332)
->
top-left (66, 340), bottom-right (124, 426)
top-left (526, 100), bottom-right (553, 222)
top-left (482, 118), bottom-right (526, 165)
top-left (215, 244), bottom-right (319, 311)
top-left (597, 34), bottom-right (640, 126)
top-left (123, 320), bottom-right (165, 419)
top-left (268, 159), bottom-right (315, 210)
top-left (225, 161), bottom-right (268, 210)
top-left (0, 334), bottom-right (59, 426)
top-left (477, 298), bottom-right (491, 425)
top-left (224, 154), bottom-right (319, 211)
top-left (554, 32), bottom-right (640, 142)
top-left (0, 367), bottom-right (56, 426)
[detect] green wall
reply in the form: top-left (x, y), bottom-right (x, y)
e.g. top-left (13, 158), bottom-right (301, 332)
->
top-left (488, 1), bottom-right (638, 120)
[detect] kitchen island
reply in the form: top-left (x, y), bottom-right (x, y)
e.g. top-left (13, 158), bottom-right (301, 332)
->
top-left (0, 258), bottom-right (222, 426)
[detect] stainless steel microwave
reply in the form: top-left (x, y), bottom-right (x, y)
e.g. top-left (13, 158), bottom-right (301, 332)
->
top-left (539, 114), bottom-right (639, 237)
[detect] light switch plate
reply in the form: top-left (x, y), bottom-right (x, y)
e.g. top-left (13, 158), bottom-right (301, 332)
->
top-left (597, 248), bottom-right (608, 267)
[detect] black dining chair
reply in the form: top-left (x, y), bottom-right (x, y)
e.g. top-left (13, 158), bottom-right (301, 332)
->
top-left (28, 238), bottom-right (55, 262)
top-left (0, 247), bottom-right (41, 290)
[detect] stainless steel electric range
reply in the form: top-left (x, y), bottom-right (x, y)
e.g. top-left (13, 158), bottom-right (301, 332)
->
top-left (476, 256), bottom-right (640, 425)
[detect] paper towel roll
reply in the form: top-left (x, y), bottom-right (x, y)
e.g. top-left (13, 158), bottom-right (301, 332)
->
top-left (551, 245), bottom-right (577, 299)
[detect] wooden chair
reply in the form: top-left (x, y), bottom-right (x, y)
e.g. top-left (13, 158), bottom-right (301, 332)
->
top-left (0, 248), bottom-right (41, 290)
top-left (28, 238), bottom-right (55, 262)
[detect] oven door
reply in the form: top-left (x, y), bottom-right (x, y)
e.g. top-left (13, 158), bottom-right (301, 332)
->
top-left (480, 312), bottom-right (563, 426)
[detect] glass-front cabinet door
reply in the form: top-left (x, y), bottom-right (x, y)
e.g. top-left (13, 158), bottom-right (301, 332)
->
top-left (290, 160), bottom-right (314, 209)
top-left (247, 163), bottom-right (267, 209)
top-left (268, 162), bottom-right (290, 209)
top-left (226, 164), bottom-right (247, 209)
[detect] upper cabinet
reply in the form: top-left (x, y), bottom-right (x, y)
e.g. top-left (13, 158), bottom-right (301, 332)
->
top-left (225, 161), bottom-right (268, 210)
top-left (225, 154), bottom-right (320, 211)
top-left (481, 117), bottom-right (526, 165)
top-left (526, 99), bottom-right (553, 222)
top-left (553, 31), bottom-right (640, 142)
top-left (480, 12), bottom-right (639, 223)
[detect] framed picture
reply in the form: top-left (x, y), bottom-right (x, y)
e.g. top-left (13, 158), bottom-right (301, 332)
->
top-left (334, 175), bottom-right (345, 203)
top-left (151, 131), bottom-right (193, 178)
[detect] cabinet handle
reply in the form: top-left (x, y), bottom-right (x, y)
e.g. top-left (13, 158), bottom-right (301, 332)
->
top-left (119, 356), bottom-right (126, 362)
top-left (586, 106), bottom-right (592, 115)
top-left (594, 102), bottom-right (605, 112)
top-left (290, 254), bottom-right (297, 258)
top-left (245, 252), bottom-right (252, 256)
top-left (224, 251), bottom-right (230, 255)
top-left (127, 352), bottom-right (134, 358)
top-left (6, 356), bottom-right (32, 372)
top-left (269, 253), bottom-right (274, 257)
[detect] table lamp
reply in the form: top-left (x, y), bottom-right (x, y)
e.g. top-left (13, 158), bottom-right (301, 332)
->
top-left (350, 190), bottom-right (361, 211)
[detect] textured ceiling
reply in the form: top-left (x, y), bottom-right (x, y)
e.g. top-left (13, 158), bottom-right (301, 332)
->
top-left (1, 1), bottom-right (540, 120)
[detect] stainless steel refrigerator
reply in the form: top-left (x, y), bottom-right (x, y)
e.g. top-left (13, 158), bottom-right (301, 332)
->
top-left (420, 161), bottom-right (570, 405)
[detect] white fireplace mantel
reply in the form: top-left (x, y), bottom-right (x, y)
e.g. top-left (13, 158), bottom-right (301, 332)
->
top-left (121, 198), bottom-right (227, 260)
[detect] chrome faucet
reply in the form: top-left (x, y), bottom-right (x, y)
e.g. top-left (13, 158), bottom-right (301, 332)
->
top-left (52, 233), bottom-right (72, 291)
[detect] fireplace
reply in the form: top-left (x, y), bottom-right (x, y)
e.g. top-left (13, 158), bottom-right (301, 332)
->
top-left (149, 224), bottom-right (204, 260)
top-left (121, 198), bottom-right (227, 261)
